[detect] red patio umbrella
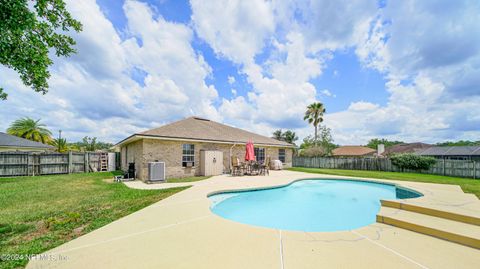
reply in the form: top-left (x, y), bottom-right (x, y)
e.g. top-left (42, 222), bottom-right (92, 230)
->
top-left (245, 141), bottom-right (255, 161)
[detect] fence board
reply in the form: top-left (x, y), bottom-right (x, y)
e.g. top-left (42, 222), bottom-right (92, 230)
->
top-left (293, 157), bottom-right (480, 179)
top-left (0, 152), bottom-right (109, 177)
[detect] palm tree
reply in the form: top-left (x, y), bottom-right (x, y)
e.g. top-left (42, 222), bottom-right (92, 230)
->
top-left (303, 102), bottom-right (326, 145)
top-left (272, 129), bottom-right (283, 141)
top-left (283, 130), bottom-right (298, 144)
top-left (7, 117), bottom-right (52, 144)
top-left (50, 138), bottom-right (69, 153)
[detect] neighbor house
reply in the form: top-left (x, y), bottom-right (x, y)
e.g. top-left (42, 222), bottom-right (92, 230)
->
top-left (115, 117), bottom-right (295, 181)
top-left (0, 132), bottom-right (54, 152)
top-left (332, 146), bottom-right (376, 157)
top-left (415, 146), bottom-right (480, 161)
top-left (382, 142), bottom-right (432, 156)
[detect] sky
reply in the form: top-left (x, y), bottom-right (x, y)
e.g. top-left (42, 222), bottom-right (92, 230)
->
top-left (1, 0), bottom-right (479, 145)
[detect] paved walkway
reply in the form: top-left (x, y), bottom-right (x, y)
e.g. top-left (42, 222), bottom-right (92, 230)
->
top-left (28, 170), bottom-right (480, 269)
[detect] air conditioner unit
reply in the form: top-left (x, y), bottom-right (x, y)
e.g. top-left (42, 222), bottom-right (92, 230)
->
top-left (148, 162), bottom-right (165, 182)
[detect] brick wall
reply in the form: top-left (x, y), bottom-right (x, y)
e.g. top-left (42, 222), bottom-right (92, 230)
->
top-left (121, 138), bottom-right (293, 181)
top-left (120, 139), bottom-right (144, 179)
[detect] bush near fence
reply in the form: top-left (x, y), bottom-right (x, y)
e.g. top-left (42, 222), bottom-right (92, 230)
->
top-left (293, 157), bottom-right (480, 179)
top-left (0, 152), bottom-right (108, 177)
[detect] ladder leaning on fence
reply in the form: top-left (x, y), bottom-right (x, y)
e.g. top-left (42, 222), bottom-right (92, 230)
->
top-left (99, 152), bottom-right (108, 172)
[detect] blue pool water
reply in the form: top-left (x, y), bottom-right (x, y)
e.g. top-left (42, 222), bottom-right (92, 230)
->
top-left (209, 179), bottom-right (421, 232)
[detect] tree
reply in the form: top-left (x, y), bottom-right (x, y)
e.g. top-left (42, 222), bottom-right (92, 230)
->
top-left (272, 129), bottom-right (299, 145)
top-left (436, 140), bottom-right (480, 146)
top-left (318, 126), bottom-right (336, 155)
top-left (283, 130), bottom-right (298, 144)
top-left (367, 138), bottom-right (404, 149)
top-left (272, 129), bottom-right (283, 141)
top-left (299, 126), bottom-right (337, 156)
top-left (50, 138), bottom-right (68, 153)
top-left (7, 117), bottom-right (52, 143)
top-left (303, 102), bottom-right (325, 145)
top-left (82, 136), bottom-right (97, 151)
top-left (0, 0), bottom-right (82, 100)
top-left (69, 136), bottom-right (113, 152)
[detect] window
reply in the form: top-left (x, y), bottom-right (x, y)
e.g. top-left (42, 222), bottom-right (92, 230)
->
top-left (279, 149), bottom-right (286, 163)
top-left (182, 144), bottom-right (195, 167)
top-left (254, 147), bottom-right (265, 163)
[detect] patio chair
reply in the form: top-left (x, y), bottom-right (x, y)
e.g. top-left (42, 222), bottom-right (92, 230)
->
top-left (231, 157), bottom-right (243, 176)
top-left (260, 157), bottom-right (270, 176)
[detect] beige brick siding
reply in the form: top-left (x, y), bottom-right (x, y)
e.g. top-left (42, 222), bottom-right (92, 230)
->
top-left (120, 138), bottom-right (293, 181)
top-left (120, 140), bottom-right (144, 179)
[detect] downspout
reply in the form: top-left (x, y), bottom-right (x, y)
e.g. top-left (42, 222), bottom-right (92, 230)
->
top-left (229, 143), bottom-right (238, 173)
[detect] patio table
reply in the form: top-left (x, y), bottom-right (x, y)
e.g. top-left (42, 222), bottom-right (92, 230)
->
top-left (244, 161), bottom-right (261, 175)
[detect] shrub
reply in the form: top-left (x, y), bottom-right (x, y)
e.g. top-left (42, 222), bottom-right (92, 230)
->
top-left (299, 146), bottom-right (327, 157)
top-left (391, 153), bottom-right (437, 170)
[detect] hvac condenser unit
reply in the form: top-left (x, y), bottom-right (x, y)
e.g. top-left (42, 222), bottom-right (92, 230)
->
top-left (148, 162), bottom-right (166, 182)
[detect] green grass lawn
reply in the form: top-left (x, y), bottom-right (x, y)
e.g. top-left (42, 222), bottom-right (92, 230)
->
top-left (167, 176), bottom-right (211, 183)
top-left (288, 167), bottom-right (480, 198)
top-left (0, 172), bottom-right (188, 269)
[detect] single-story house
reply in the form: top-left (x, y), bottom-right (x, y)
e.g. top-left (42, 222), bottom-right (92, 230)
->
top-left (114, 117), bottom-right (295, 181)
top-left (415, 146), bottom-right (480, 161)
top-left (382, 142), bottom-right (432, 156)
top-left (332, 146), bottom-right (376, 157)
top-left (0, 132), bottom-right (54, 152)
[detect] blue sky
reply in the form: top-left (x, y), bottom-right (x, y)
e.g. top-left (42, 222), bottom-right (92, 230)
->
top-left (97, 0), bottom-right (389, 112)
top-left (0, 0), bottom-right (479, 145)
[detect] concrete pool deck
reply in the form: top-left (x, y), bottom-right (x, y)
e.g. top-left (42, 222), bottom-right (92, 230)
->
top-left (28, 170), bottom-right (480, 269)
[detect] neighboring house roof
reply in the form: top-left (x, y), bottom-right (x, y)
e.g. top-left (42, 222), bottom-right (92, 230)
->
top-left (416, 146), bottom-right (480, 156)
top-left (383, 142), bottom-right (432, 156)
top-left (0, 132), bottom-right (53, 149)
top-left (116, 117), bottom-right (294, 147)
top-left (332, 146), bottom-right (376, 156)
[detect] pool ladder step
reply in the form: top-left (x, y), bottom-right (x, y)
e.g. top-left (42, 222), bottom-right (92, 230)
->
top-left (376, 206), bottom-right (480, 249)
top-left (380, 200), bottom-right (480, 226)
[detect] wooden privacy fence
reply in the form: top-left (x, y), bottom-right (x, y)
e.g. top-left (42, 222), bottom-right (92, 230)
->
top-left (293, 157), bottom-right (480, 179)
top-left (0, 152), bottom-right (108, 177)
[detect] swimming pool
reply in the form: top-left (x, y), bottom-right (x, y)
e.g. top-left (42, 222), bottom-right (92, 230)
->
top-left (209, 179), bottom-right (422, 232)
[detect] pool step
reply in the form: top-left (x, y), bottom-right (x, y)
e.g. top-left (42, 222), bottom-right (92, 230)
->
top-left (376, 207), bottom-right (480, 249)
top-left (380, 200), bottom-right (480, 226)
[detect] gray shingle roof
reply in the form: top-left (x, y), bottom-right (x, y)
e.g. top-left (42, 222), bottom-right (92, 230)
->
top-left (0, 132), bottom-right (54, 149)
top-left (121, 117), bottom-right (294, 147)
top-left (416, 146), bottom-right (480, 156)
top-left (383, 143), bottom-right (432, 155)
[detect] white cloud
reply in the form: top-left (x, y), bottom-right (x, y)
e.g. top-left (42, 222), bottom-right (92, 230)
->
top-left (0, 0), bottom-right (220, 142)
top-left (190, 0), bottom-right (275, 64)
top-left (122, 0), bottom-right (220, 122)
top-left (292, 0), bottom-right (378, 52)
top-left (338, 0), bottom-right (480, 144)
top-left (1, 0), bottom-right (479, 146)
top-left (320, 89), bottom-right (335, 97)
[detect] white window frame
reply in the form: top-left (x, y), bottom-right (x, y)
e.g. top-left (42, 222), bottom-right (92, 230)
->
top-left (182, 144), bottom-right (195, 167)
top-left (278, 148), bottom-right (286, 163)
top-left (254, 147), bottom-right (265, 163)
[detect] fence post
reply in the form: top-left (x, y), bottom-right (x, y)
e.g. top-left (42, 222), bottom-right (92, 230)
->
top-left (474, 160), bottom-right (476, 179)
top-left (68, 151), bottom-right (73, 174)
top-left (26, 153), bottom-right (30, 176)
top-left (85, 153), bottom-right (89, 173)
top-left (443, 158), bottom-right (446, 176)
